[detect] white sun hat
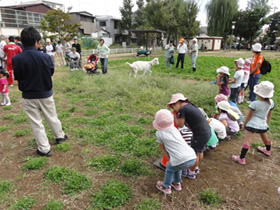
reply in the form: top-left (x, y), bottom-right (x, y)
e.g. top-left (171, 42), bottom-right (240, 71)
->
top-left (217, 101), bottom-right (240, 120)
top-left (253, 81), bottom-right (274, 98)
top-left (216, 66), bottom-right (230, 76)
top-left (235, 58), bottom-right (245, 68)
top-left (46, 38), bottom-right (51, 43)
top-left (252, 43), bottom-right (262, 52)
top-left (192, 38), bottom-right (198, 43)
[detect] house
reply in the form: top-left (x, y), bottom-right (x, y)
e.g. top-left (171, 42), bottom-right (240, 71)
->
top-left (69, 11), bottom-right (95, 35)
top-left (95, 16), bottom-right (122, 43)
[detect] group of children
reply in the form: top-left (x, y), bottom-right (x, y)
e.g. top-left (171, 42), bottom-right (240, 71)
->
top-left (153, 79), bottom-right (275, 194)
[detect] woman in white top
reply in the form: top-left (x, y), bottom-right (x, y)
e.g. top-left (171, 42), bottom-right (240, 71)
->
top-left (45, 38), bottom-right (55, 65)
top-left (190, 38), bottom-right (198, 72)
top-left (176, 38), bottom-right (187, 69)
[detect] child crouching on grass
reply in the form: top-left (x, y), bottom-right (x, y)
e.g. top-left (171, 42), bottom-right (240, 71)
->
top-left (232, 81), bottom-right (274, 165)
top-left (0, 69), bottom-right (11, 106)
top-left (153, 109), bottom-right (196, 194)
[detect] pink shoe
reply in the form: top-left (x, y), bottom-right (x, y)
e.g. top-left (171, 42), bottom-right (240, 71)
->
top-left (156, 181), bottom-right (171, 194)
top-left (257, 146), bottom-right (271, 156)
top-left (232, 155), bottom-right (246, 165)
top-left (171, 183), bottom-right (182, 191)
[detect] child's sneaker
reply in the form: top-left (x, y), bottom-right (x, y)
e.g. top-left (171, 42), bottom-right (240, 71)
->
top-left (156, 181), bottom-right (171, 194)
top-left (194, 167), bottom-right (200, 175)
top-left (5, 102), bottom-right (11, 106)
top-left (232, 155), bottom-right (246, 165)
top-left (182, 168), bottom-right (196, 179)
top-left (171, 183), bottom-right (182, 191)
top-left (1, 102), bottom-right (5, 106)
top-left (257, 146), bottom-right (271, 156)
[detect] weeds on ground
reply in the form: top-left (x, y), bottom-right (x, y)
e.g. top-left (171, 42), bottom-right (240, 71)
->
top-left (120, 158), bottom-right (152, 177)
top-left (0, 180), bottom-right (13, 194)
top-left (200, 188), bottom-right (224, 206)
top-left (134, 198), bottom-right (162, 210)
top-left (87, 155), bottom-right (120, 172)
top-left (9, 196), bottom-right (37, 210)
top-left (22, 157), bottom-right (49, 171)
top-left (0, 125), bottom-right (10, 133)
top-left (44, 199), bottom-right (64, 210)
top-left (91, 180), bottom-right (132, 209)
top-left (13, 129), bottom-right (30, 137)
top-left (45, 166), bottom-right (92, 194)
top-left (55, 143), bottom-right (71, 152)
top-left (133, 138), bottom-right (159, 157)
top-left (3, 106), bottom-right (13, 110)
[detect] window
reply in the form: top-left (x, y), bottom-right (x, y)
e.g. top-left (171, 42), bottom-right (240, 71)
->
top-left (114, 21), bottom-right (119, 29)
top-left (100, 21), bottom-right (106, 27)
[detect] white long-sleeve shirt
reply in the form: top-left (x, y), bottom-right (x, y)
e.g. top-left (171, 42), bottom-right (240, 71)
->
top-left (177, 43), bottom-right (187, 54)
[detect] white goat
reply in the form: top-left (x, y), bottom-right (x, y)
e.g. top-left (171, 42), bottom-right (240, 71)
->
top-left (126, 58), bottom-right (159, 78)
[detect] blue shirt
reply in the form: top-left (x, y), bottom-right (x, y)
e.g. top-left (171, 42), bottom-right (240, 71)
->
top-left (12, 47), bottom-right (54, 99)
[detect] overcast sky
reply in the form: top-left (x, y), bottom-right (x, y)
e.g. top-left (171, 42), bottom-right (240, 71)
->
top-left (1, 0), bottom-right (280, 26)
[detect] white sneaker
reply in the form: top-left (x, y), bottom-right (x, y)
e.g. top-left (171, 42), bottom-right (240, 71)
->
top-left (5, 102), bottom-right (11, 106)
top-left (246, 100), bottom-right (252, 104)
top-left (1, 102), bottom-right (5, 106)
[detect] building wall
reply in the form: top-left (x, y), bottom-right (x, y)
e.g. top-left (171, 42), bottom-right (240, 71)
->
top-left (24, 5), bottom-right (51, 14)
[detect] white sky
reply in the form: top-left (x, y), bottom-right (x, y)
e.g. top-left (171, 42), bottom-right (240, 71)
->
top-left (1, 0), bottom-right (280, 26)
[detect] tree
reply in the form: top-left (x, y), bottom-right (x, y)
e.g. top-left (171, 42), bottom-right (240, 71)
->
top-left (133, 0), bottom-right (145, 28)
top-left (267, 12), bottom-right (280, 44)
top-left (39, 9), bottom-right (80, 41)
top-left (120, 0), bottom-right (134, 45)
top-left (206, 0), bottom-right (238, 48)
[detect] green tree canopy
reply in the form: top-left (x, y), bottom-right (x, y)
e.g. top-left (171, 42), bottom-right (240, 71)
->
top-left (120, 0), bottom-right (134, 44)
top-left (39, 9), bottom-right (80, 41)
top-left (267, 11), bottom-right (280, 44)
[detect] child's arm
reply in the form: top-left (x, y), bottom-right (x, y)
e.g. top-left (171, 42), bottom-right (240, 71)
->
top-left (266, 110), bottom-right (272, 124)
top-left (174, 113), bottom-right (185, 128)
top-left (220, 119), bottom-right (228, 127)
top-left (2, 84), bottom-right (7, 92)
top-left (216, 76), bottom-right (224, 86)
top-left (229, 78), bottom-right (237, 84)
top-left (158, 143), bottom-right (170, 161)
top-left (243, 109), bottom-right (254, 128)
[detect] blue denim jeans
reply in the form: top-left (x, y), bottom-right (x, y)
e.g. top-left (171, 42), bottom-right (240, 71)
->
top-left (100, 58), bottom-right (108, 74)
top-left (248, 73), bottom-right (260, 101)
top-left (176, 53), bottom-right (185, 69)
top-left (163, 158), bottom-right (196, 188)
top-left (230, 87), bottom-right (241, 103)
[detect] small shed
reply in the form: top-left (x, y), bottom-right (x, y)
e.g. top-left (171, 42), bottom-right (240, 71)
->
top-left (196, 36), bottom-right (223, 51)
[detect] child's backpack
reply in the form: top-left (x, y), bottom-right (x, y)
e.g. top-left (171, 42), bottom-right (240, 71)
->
top-left (260, 58), bottom-right (271, 75)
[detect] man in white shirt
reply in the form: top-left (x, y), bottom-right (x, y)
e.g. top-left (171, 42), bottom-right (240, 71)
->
top-left (190, 38), bottom-right (198, 72)
top-left (45, 38), bottom-right (55, 65)
top-left (0, 35), bottom-right (8, 69)
top-left (69, 47), bottom-right (80, 70)
top-left (176, 38), bottom-right (187, 69)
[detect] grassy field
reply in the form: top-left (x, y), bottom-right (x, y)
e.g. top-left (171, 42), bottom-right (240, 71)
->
top-left (0, 50), bottom-right (279, 209)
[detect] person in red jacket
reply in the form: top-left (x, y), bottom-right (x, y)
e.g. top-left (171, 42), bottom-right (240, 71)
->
top-left (3, 36), bottom-right (22, 86)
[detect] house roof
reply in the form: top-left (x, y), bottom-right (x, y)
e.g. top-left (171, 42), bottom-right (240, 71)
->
top-left (1, 3), bottom-right (52, 10)
top-left (70, 11), bottom-right (95, 17)
top-left (96, 15), bottom-right (121, 21)
top-left (93, 28), bottom-right (110, 34)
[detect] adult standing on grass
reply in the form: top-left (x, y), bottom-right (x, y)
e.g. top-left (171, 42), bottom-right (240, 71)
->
top-left (45, 38), bottom-right (55, 65)
top-left (176, 38), bottom-right (187, 70)
top-left (56, 41), bottom-right (65, 66)
top-left (3, 36), bottom-right (22, 86)
top-left (12, 27), bottom-right (68, 157)
top-left (72, 38), bottom-right (81, 55)
top-left (190, 38), bottom-right (198, 72)
top-left (247, 43), bottom-right (263, 103)
top-left (164, 40), bottom-right (174, 69)
top-left (0, 35), bottom-right (8, 69)
top-left (97, 39), bottom-right (110, 74)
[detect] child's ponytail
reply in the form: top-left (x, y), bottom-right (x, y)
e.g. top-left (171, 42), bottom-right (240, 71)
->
top-left (0, 69), bottom-right (9, 78)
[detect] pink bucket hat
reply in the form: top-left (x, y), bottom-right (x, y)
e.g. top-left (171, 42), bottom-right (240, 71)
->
top-left (167, 93), bottom-right (188, 108)
top-left (153, 109), bottom-right (174, 131)
top-left (214, 94), bottom-right (228, 104)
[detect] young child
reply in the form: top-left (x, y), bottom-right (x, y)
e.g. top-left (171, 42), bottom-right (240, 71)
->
top-left (229, 58), bottom-right (245, 103)
top-left (238, 58), bottom-right (251, 104)
top-left (168, 93), bottom-right (211, 179)
top-left (217, 101), bottom-right (240, 136)
top-left (216, 66), bottom-right (230, 96)
top-left (153, 109), bottom-right (196, 194)
top-left (0, 69), bottom-right (11, 106)
top-left (232, 81), bottom-right (274, 164)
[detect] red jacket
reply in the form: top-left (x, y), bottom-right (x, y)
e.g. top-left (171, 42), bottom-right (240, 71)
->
top-left (3, 42), bottom-right (22, 65)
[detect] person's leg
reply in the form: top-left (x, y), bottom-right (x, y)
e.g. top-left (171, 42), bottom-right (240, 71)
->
top-left (192, 55), bottom-right (197, 71)
top-left (51, 55), bottom-right (55, 66)
top-left (163, 163), bottom-right (176, 188)
top-left (258, 132), bottom-right (271, 155)
top-left (1, 93), bottom-right (5, 105)
top-left (22, 98), bottom-right (51, 154)
top-left (181, 54), bottom-right (185, 69)
top-left (7, 64), bottom-right (13, 85)
top-left (100, 58), bottom-right (105, 73)
top-left (232, 130), bottom-right (253, 164)
top-left (249, 74), bottom-right (260, 101)
top-left (176, 54), bottom-right (181, 68)
top-left (189, 152), bottom-right (203, 172)
top-left (3, 93), bottom-right (10, 105)
top-left (103, 58), bottom-right (108, 74)
top-left (39, 96), bottom-right (65, 140)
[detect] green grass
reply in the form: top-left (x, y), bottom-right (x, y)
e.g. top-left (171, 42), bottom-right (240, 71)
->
top-left (3, 106), bottom-right (13, 110)
top-left (0, 125), bottom-right (10, 133)
top-left (10, 196), bottom-right (37, 210)
top-left (0, 180), bottom-right (13, 194)
top-left (55, 143), bottom-right (71, 152)
top-left (22, 156), bottom-right (49, 171)
top-left (45, 166), bottom-right (92, 194)
top-left (134, 198), bottom-right (162, 210)
top-left (44, 199), bottom-right (64, 210)
top-left (120, 158), bottom-right (152, 177)
top-left (87, 155), bottom-right (120, 172)
top-left (200, 188), bottom-right (224, 206)
top-left (13, 129), bottom-right (30, 137)
top-left (91, 180), bottom-right (132, 209)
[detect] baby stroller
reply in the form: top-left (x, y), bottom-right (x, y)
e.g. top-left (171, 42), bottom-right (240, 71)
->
top-left (84, 54), bottom-right (99, 74)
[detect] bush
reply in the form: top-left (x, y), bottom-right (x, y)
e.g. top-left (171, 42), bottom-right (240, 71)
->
top-left (91, 180), bottom-right (132, 209)
top-left (11, 196), bottom-right (37, 210)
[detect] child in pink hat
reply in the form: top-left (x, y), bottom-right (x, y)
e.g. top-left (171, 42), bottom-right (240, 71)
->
top-left (153, 109), bottom-right (196, 194)
top-left (168, 93), bottom-right (211, 179)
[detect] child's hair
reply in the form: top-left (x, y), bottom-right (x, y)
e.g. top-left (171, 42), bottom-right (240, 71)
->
top-left (0, 69), bottom-right (9, 78)
top-left (264, 98), bottom-right (271, 105)
top-left (219, 108), bottom-right (237, 121)
top-left (222, 74), bottom-right (229, 85)
top-left (178, 99), bottom-right (198, 108)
